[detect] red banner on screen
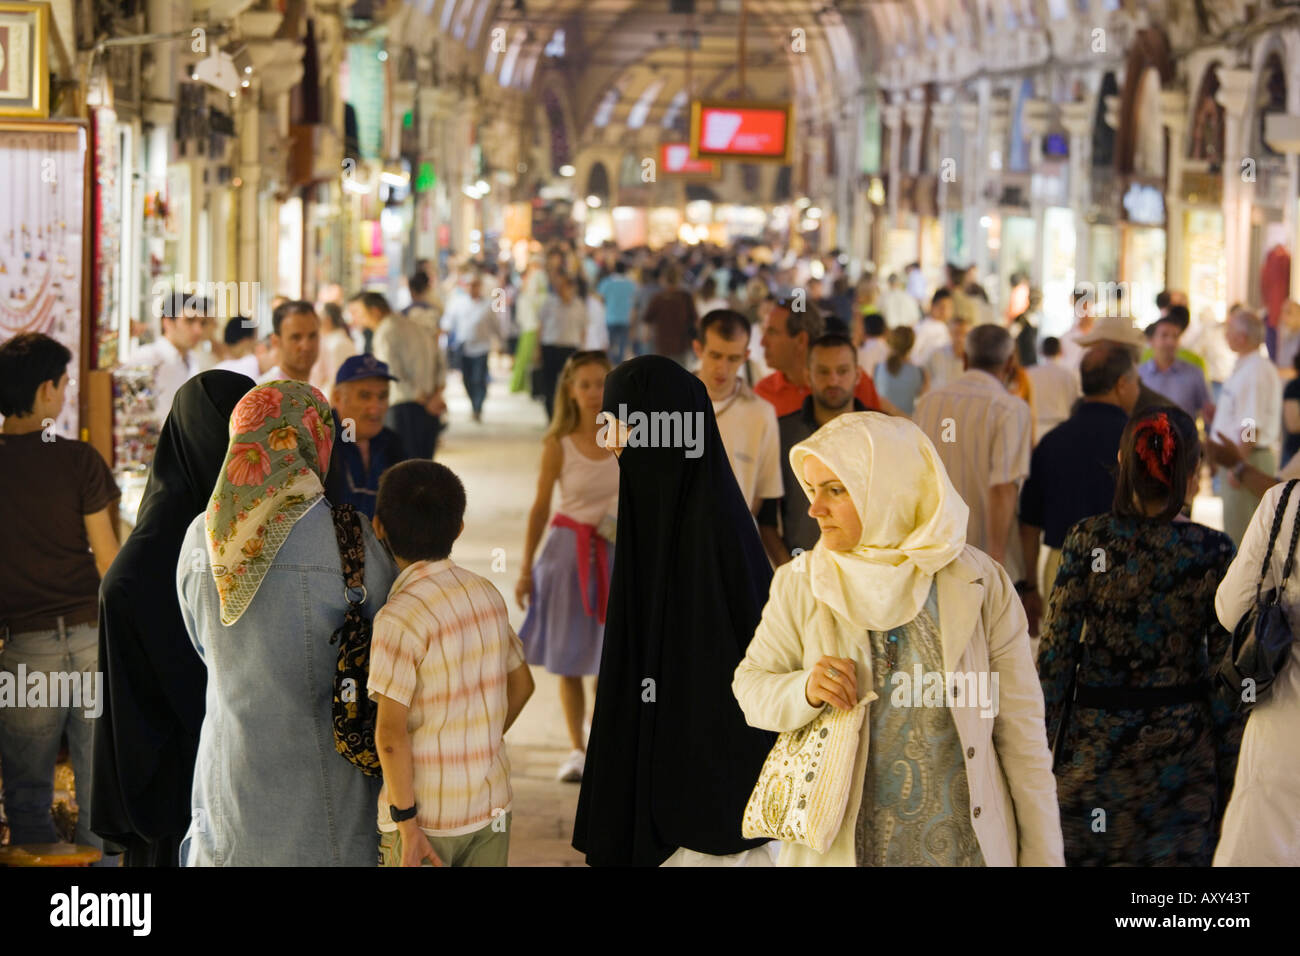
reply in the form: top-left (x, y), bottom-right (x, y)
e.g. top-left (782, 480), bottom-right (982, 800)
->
top-left (660, 143), bottom-right (716, 175)
top-left (693, 104), bottom-right (790, 160)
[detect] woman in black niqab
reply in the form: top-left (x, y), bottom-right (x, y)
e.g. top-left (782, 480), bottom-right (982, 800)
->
top-left (572, 355), bottom-right (776, 865)
top-left (91, 370), bottom-right (254, 865)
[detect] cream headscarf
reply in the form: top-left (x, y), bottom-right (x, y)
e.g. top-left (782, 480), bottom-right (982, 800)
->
top-left (789, 412), bottom-right (970, 632)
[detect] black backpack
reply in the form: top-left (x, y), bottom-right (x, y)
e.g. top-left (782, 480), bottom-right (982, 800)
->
top-left (328, 504), bottom-right (382, 776)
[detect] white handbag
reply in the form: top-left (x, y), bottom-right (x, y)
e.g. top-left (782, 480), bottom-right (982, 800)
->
top-left (741, 604), bottom-right (866, 853)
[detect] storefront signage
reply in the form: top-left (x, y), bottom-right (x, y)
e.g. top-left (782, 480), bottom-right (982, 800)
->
top-left (690, 100), bottom-right (792, 163)
top-left (1122, 182), bottom-right (1165, 225)
top-left (1180, 170), bottom-right (1222, 205)
top-left (660, 142), bottom-right (717, 176)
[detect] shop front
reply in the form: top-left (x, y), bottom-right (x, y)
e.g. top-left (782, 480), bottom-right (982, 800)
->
top-left (1040, 206), bottom-right (1078, 339)
top-left (1180, 171), bottom-right (1227, 325)
top-left (1120, 180), bottom-right (1167, 327)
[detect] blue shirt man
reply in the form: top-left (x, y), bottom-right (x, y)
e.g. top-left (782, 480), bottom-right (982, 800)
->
top-left (325, 354), bottom-right (411, 519)
top-left (597, 262), bottom-right (638, 362)
top-left (1138, 317), bottom-right (1212, 423)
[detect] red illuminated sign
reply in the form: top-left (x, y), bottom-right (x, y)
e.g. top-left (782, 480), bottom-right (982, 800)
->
top-left (660, 143), bottom-right (717, 176)
top-left (690, 101), bottom-right (792, 162)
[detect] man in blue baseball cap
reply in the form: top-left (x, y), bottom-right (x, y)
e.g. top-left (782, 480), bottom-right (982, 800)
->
top-left (324, 354), bottom-right (413, 519)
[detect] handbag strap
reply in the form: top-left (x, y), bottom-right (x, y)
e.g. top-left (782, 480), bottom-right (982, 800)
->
top-left (1257, 479), bottom-right (1300, 602)
top-left (329, 504), bottom-right (367, 603)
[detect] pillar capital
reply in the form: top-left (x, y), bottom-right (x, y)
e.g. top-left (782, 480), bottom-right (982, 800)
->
top-left (1216, 67), bottom-right (1256, 117)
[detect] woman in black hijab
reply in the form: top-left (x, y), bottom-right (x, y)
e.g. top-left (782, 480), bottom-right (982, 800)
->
top-left (572, 355), bottom-right (776, 865)
top-left (91, 370), bottom-right (254, 865)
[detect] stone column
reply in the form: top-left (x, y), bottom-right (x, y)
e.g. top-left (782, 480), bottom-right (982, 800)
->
top-left (1159, 89), bottom-right (1189, 300)
top-left (1061, 99), bottom-right (1094, 284)
top-left (1217, 67), bottom-right (1256, 306)
top-left (881, 101), bottom-right (902, 229)
top-left (1022, 98), bottom-right (1051, 289)
top-left (958, 100), bottom-right (981, 270)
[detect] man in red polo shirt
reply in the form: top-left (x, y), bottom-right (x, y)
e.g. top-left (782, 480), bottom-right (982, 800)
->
top-left (755, 297), bottom-right (901, 416)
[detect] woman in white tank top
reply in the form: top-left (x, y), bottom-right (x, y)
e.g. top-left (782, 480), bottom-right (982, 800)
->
top-left (517, 351), bottom-right (619, 783)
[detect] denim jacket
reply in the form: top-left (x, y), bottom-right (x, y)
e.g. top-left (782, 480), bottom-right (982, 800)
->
top-left (176, 499), bottom-right (397, 866)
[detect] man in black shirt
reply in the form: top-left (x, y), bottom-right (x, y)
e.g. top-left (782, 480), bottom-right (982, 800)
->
top-left (1018, 344), bottom-right (1140, 642)
top-left (759, 332), bottom-right (871, 566)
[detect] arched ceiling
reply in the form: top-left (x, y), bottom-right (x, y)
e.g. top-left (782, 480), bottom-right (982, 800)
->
top-left (379, 2), bottom-right (1252, 142)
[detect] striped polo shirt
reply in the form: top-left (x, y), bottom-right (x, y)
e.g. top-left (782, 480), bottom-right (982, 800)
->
top-left (914, 369), bottom-right (1032, 560)
top-left (368, 558), bottom-right (525, 836)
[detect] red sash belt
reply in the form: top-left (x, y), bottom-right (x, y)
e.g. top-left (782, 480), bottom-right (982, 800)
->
top-left (551, 513), bottom-right (609, 624)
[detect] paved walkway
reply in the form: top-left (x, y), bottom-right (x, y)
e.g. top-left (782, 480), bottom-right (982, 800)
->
top-left (427, 362), bottom-right (1229, 867)
top-left (437, 361), bottom-right (589, 866)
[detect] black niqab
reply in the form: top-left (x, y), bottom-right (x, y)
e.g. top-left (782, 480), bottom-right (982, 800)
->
top-left (572, 356), bottom-right (776, 865)
top-left (91, 370), bottom-right (253, 865)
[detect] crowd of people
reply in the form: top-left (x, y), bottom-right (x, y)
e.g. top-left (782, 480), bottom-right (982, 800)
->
top-left (1, 234), bottom-right (1298, 868)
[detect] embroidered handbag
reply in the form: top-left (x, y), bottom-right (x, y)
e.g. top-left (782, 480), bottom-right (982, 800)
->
top-left (741, 605), bottom-right (866, 852)
top-left (328, 504), bottom-right (382, 776)
top-left (1215, 478), bottom-right (1300, 714)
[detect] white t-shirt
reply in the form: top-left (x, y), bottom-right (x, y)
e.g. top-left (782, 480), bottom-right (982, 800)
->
top-left (912, 317), bottom-right (952, 368)
top-left (711, 378), bottom-right (783, 512)
top-left (1026, 359), bottom-right (1081, 442)
top-left (1213, 350), bottom-right (1282, 452)
top-left (858, 338), bottom-right (889, 378)
top-left (215, 354), bottom-right (262, 381)
top-left (132, 336), bottom-right (197, 423)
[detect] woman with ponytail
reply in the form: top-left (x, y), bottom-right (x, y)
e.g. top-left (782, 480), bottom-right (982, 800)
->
top-left (1040, 406), bottom-right (1244, 865)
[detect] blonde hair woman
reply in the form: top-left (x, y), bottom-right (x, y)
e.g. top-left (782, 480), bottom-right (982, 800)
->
top-left (517, 351), bottom-right (618, 782)
top-left (733, 413), bottom-right (1064, 866)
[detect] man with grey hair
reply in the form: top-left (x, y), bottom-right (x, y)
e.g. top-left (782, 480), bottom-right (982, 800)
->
top-left (915, 324), bottom-right (1032, 573)
top-left (1018, 344), bottom-right (1140, 645)
top-left (1213, 308), bottom-right (1282, 544)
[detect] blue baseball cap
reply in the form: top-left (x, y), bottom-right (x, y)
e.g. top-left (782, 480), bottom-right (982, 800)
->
top-left (335, 353), bottom-right (399, 385)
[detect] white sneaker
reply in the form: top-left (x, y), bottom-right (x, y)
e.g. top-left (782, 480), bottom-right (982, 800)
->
top-left (557, 749), bottom-right (585, 783)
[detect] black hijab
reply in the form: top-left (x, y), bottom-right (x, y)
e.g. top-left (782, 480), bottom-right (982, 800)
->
top-left (92, 370), bottom-right (253, 865)
top-left (572, 356), bottom-right (776, 865)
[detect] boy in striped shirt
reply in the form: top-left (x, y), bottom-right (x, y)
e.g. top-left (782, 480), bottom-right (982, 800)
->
top-left (369, 460), bottom-right (535, 866)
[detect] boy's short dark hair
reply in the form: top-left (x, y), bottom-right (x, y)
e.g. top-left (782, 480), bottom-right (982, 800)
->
top-left (376, 460), bottom-right (467, 562)
top-left (697, 308), bottom-right (751, 343)
top-left (408, 271), bottom-right (431, 296)
top-left (1041, 336), bottom-right (1062, 357)
top-left (224, 316), bottom-right (256, 346)
top-left (0, 332), bottom-right (71, 416)
top-left (863, 312), bottom-right (886, 337)
top-left (808, 331), bottom-right (858, 364)
top-left (359, 292), bottom-right (391, 317)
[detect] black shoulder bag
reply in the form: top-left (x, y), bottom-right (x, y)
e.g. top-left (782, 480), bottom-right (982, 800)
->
top-left (1214, 478), bottom-right (1300, 714)
top-left (329, 504), bottom-right (382, 776)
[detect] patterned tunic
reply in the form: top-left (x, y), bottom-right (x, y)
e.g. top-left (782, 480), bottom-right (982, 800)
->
top-left (854, 584), bottom-right (985, 866)
top-left (1040, 514), bottom-right (1243, 866)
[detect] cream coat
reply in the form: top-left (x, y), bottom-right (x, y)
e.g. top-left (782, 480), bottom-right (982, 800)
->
top-left (733, 545), bottom-right (1064, 867)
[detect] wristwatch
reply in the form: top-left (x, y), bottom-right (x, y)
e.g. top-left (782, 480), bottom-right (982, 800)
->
top-left (389, 803), bottom-right (418, 823)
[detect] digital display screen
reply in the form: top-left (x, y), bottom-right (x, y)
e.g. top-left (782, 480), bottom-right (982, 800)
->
top-left (660, 143), bottom-right (717, 175)
top-left (690, 101), bottom-right (792, 162)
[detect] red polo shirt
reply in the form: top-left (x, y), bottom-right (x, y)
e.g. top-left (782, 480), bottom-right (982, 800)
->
top-left (754, 368), bottom-right (881, 417)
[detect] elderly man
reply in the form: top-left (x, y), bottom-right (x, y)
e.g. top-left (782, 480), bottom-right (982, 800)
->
top-left (1018, 345), bottom-right (1140, 643)
top-left (1213, 309), bottom-right (1282, 544)
top-left (915, 324), bottom-right (1032, 572)
top-left (325, 354), bottom-right (411, 519)
top-left (1073, 314), bottom-right (1173, 414)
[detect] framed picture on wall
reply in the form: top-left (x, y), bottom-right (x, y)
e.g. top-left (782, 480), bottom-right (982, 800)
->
top-left (0, 2), bottom-right (49, 118)
top-left (0, 120), bottom-right (89, 438)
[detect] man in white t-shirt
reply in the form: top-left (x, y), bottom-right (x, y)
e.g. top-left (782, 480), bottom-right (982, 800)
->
top-left (1213, 309), bottom-right (1282, 545)
top-left (912, 288), bottom-right (956, 369)
top-left (1025, 336), bottom-right (1081, 443)
top-left (133, 292), bottom-right (206, 423)
top-left (692, 308), bottom-right (783, 515)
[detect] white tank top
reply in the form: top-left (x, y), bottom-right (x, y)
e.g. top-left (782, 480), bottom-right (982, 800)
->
top-left (556, 434), bottom-right (620, 526)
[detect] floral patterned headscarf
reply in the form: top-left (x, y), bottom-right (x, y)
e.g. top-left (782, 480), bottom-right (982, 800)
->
top-left (205, 380), bottom-right (334, 626)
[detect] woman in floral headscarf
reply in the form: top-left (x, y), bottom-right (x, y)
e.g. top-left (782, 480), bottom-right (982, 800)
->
top-left (175, 380), bottom-right (396, 866)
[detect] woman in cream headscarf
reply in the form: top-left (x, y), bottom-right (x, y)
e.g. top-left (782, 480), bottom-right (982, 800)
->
top-left (733, 412), bottom-right (1063, 867)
